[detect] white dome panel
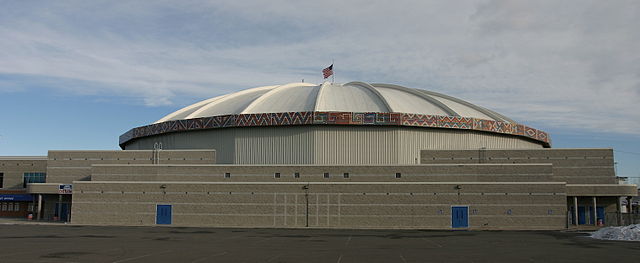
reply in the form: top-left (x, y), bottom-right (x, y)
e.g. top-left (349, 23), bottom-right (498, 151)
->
top-left (155, 95), bottom-right (224, 123)
top-left (186, 86), bottom-right (274, 118)
top-left (242, 83), bottom-right (318, 114)
top-left (374, 86), bottom-right (449, 115)
top-left (316, 83), bottom-right (388, 112)
top-left (157, 82), bottom-right (515, 123)
top-left (430, 95), bottom-right (494, 120)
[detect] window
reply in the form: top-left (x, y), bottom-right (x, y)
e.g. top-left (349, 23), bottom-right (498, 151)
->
top-left (343, 173), bottom-right (349, 179)
top-left (14, 203), bottom-right (20, 211)
top-left (1, 203), bottom-right (6, 211)
top-left (224, 173), bottom-right (231, 178)
top-left (23, 172), bottom-right (46, 188)
top-left (274, 172), bottom-right (281, 179)
top-left (323, 172), bottom-right (330, 179)
top-left (0, 173), bottom-right (3, 188)
top-left (395, 173), bottom-right (401, 179)
top-left (294, 172), bottom-right (300, 178)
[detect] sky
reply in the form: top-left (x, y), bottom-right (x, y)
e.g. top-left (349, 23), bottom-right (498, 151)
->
top-left (0, 0), bottom-right (639, 182)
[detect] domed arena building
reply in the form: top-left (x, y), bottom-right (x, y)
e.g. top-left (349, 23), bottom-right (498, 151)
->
top-left (120, 82), bottom-right (550, 164)
top-left (0, 81), bottom-right (636, 230)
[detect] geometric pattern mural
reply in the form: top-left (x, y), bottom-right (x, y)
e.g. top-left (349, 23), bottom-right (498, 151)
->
top-left (120, 111), bottom-right (551, 147)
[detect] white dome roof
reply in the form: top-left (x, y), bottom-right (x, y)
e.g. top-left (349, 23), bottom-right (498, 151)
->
top-left (156, 82), bottom-right (515, 123)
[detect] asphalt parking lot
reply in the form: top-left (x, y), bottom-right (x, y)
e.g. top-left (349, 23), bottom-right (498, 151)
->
top-left (0, 224), bottom-right (638, 263)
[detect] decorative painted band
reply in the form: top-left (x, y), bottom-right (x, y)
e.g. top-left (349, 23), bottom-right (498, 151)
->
top-left (119, 112), bottom-right (551, 148)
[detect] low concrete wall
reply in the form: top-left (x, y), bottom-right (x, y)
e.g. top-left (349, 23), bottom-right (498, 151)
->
top-left (46, 150), bottom-right (216, 184)
top-left (72, 181), bottom-right (567, 230)
top-left (420, 148), bottom-right (619, 184)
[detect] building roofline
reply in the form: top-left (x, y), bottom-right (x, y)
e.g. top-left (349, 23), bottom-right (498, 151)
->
top-left (119, 111), bottom-right (551, 148)
top-left (0, 156), bottom-right (47, 160)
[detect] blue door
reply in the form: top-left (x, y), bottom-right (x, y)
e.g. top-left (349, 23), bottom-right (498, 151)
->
top-left (596, 207), bottom-right (605, 224)
top-left (452, 206), bottom-right (469, 228)
top-left (577, 206), bottom-right (586, 225)
top-left (586, 206), bottom-right (606, 225)
top-left (156, 204), bottom-right (172, 225)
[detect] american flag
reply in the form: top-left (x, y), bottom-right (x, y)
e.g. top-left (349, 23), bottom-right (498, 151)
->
top-left (322, 64), bottom-right (333, 79)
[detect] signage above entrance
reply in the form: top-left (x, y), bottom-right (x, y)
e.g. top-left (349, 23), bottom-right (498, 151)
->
top-left (0, 194), bottom-right (34, 201)
top-left (58, 184), bottom-right (72, 194)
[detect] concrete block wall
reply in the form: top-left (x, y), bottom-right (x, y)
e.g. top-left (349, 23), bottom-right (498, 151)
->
top-left (46, 150), bottom-right (216, 183)
top-left (420, 148), bottom-right (617, 184)
top-left (0, 157), bottom-right (47, 190)
top-left (89, 164), bottom-right (554, 183)
top-left (72, 181), bottom-right (567, 230)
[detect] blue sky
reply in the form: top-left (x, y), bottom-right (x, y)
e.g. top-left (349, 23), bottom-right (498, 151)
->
top-left (0, 1), bottom-right (638, 182)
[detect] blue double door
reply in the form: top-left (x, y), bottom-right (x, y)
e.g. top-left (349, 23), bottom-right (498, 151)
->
top-left (156, 204), bottom-right (172, 225)
top-left (572, 206), bottom-right (605, 225)
top-left (452, 206), bottom-right (469, 228)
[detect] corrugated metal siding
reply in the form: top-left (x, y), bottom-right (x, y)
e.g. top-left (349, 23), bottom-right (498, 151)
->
top-left (125, 126), bottom-right (542, 165)
top-left (234, 126), bottom-right (315, 164)
top-left (313, 126), bottom-right (541, 165)
top-left (314, 126), bottom-right (399, 164)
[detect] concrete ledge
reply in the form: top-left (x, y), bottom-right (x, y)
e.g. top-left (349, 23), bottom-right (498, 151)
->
top-left (566, 184), bottom-right (638, 196)
top-left (26, 183), bottom-right (64, 194)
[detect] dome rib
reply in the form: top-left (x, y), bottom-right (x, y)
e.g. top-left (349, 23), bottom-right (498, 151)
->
top-left (155, 95), bottom-right (225, 123)
top-left (371, 83), bottom-right (458, 116)
top-left (482, 108), bottom-right (516, 123)
top-left (344, 81), bottom-right (393, 112)
top-left (240, 83), bottom-right (315, 114)
top-left (184, 85), bottom-right (276, 119)
top-left (313, 82), bottom-right (330, 111)
top-left (416, 89), bottom-right (515, 123)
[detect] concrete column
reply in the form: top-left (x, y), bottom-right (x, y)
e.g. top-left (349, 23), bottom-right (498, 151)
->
top-left (573, 196), bottom-right (579, 226)
top-left (57, 195), bottom-right (62, 221)
top-left (627, 196), bottom-right (633, 225)
top-left (616, 197), bottom-right (622, 226)
top-left (592, 196), bottom-right (597, 226)
top-left (36, 194), bottom-right (42, 220)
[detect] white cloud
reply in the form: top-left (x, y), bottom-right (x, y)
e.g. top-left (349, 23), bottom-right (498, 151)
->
top-left (0, 0), bottom-right (638, 134)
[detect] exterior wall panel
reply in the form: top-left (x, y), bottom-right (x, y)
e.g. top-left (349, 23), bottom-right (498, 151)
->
top-left (45, 150), bottom-right (216, 184)
top-left (314, 126), bottom-right (399, 165)
top-left (0, 158), bottom-right (47, 190)
top-left (420, 148), bottom-right (620, 185)
top-left (125, 129), bottom-right (234, 163)
top-left (125, 126), bottom-right (543, 165)
top-left (234, 126), bottom-right (314, 164)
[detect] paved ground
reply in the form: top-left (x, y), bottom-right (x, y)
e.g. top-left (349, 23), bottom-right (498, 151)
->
top-left (0, 224), bottom-right (638, 263)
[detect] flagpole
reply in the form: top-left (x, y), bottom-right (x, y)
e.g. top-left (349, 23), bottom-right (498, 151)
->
top-left (332, 59), bottom-right (335, 84)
